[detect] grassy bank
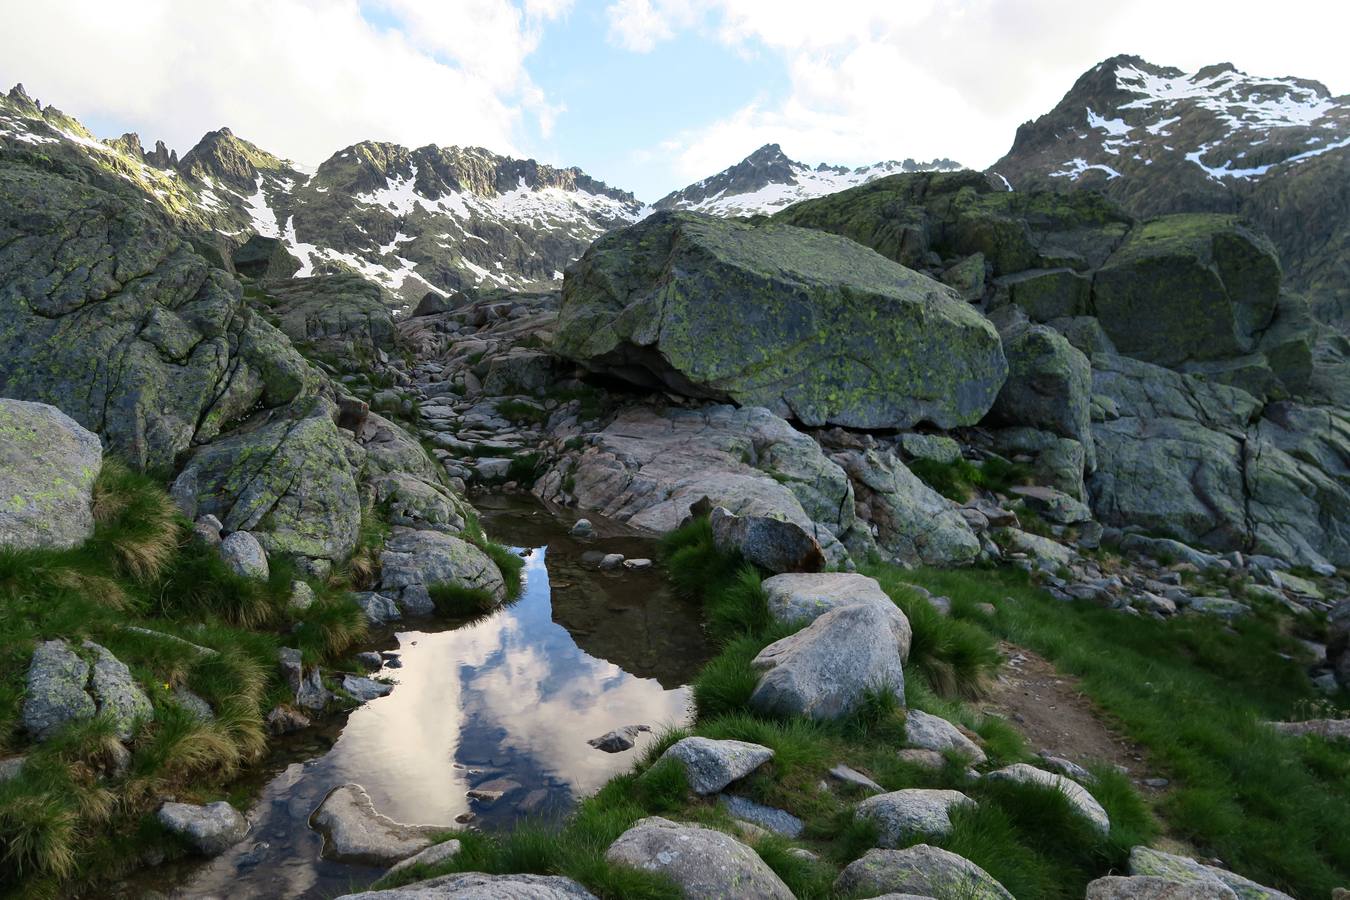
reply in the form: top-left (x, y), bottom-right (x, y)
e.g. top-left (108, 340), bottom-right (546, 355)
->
top-left (903, 565), bottom-right (1350, 898)
top-left (0, 462), bottom-right (371, 896)
top-left (377, 518), bottom-right (1156, 899)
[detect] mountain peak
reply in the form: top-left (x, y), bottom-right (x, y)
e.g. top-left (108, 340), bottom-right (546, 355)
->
top-left (179, 126), bottom-right (289, 189)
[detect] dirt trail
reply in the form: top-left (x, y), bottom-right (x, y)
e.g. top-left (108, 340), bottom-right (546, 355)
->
top-left (978, 641), bottom-right (1167, 796)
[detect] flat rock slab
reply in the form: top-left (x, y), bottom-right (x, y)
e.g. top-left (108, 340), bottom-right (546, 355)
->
top-left (1088, 875), bottom-right (1238, 900)
top-left (750, 602), bottom-right (906, 721)
top-left (1128, 847), bottom-right (1295, 900)
top-left (836, 845), bottom-right (1013, 900)
top-left (762, 572), bottom-right (912, 658)
top-left (157, 801), bottom-right (249, 856)
top-left (719, 794), bottom-right (805, 837)
top-left (856, 789), bottom-right (976, 844)
top-left (656, 736), bottom-right (773, 795)
top-left (336, 872), bottom-right (599, 899)
top-left (0, 398), bottom-right (102, 551)
top-left (605, 816), bottom-right (794, 900)
top-left (904, 709), bottom-right (986, 764)
top-left (985, 764), bottom-right (1110, 834)
top-left (829, 763), bottom-right (884, 794)
top-left (22, 639), bottom-right (95, 740)
top-left (311, 783), bottom-right (446, 865)
top-left (385, 839), bottom-right (463, 878)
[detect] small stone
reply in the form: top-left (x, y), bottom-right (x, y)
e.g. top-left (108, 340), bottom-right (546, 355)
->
top-left (289, 581), bottom-right (316, 612)
top-left (598, 553), bottom-right (625, 570)
top-left (158, 801), bottom-right (249, 856)
top-left (84, 641), bottom-right (154, 740)
top-left (829, 763), bottom-right (884, 794)
top-left (220, 531), bottom-right (269, 580)
top-left (719, 794), bottom-right (805, 837)
top-left (605, 817), bottom-right (793, 900)
top-left (22, 639), bottom-right (95, 740)
top-left (588, 725), bottom-right (647, 753)
top-left (353, 592), bottom-right (402, 626)
top-left (265, 705), bottom-right (310, 735)
top-left (341, 675), bottom-right (393, 702)
top-left (904, 709), bottom-right (986, 764)
top-left (856, 789), bottom-right (976, 844)
top-left (193, 515), bottom-right (223, 547)
top-left (622, 558), bottom-right (653, 570)
top-left (173, 687), bottom-right (214, 722)
top-left (569, 519), bottom-right (595, 537)
top-left (355, 651), bottom-right (383, 671)
top-left (896, 748), bottom-right (948, 771)
top-left (835, 845), bottom-right (1013, 899)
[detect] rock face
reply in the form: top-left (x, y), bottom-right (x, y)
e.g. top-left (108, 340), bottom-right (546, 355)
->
top-left (835, 845), bottom-right (1014, 899)
top-left (709, 506), bottom-right (825, 574)
top-left (554, 211), bottom-right (1007, 430)
top-left (262, 275), bottom-right (398, 366)
top-left (831, 448), bottom-right (981, 566)
top-left (22, 639), bottom-right (95, 740)
top-left (604, 816), bottom-right (794, 900)
top-left (988, 323), bottom-right (1094, 468)
top-left (750, 603), bottom-right (907, 720)
top-left (311, 783), bottom-right (445, 865)
top-left (535, 404), bottom-right (874, 566)
top-left (0, 399), bottom-right (103, 550)
top-left (761, 572), bottom-right (912, 658)
top-left (1092, 215), bottom-right (1280, 367)
top-left (337, 872), bottom-right (599, 899)
top-left (655, 737), bottom-right (774, 795)
top-left (157, 801), bottom-right (250, 856)
top-left (856, 789), bottom-right (976, 844)
top-left (1128, 847), bottom-right (1295, 900)
top-left (0, 164), bottom-right (317, 472)
top-left (985, 763), bottom-right (1110, 834)
top-left (232, 234), bottom-right (301, 280)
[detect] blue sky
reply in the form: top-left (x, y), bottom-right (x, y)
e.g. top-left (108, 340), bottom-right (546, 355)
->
top-left (1, 0), bottom-right (1346, 201)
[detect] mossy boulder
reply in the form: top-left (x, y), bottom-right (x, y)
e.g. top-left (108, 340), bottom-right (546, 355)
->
top-left (997, 267), bottom-right (1091, 320)
top-left (988, 323), bottom-right (1094, 469)
top-left (553, 211), bottom-right (1007, 430)
top-left (0, 399), bottom-right (102, 550)
top-left (1092, 214), bottom-right (1281, 367)
top-left (174, 400), bottom-right (360, 564)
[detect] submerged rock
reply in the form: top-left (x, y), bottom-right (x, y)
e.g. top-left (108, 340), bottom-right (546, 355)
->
top-left (554, 211), bottom-right (1007, 430)
top-left (0, 399), bottom-right (103, 551)
top-left (750, 603), bottom-right (906, 721)
top-left (588, 725), bottom-right (649, 753)
top-left (157, 801), bottom-right (249, 856)
top-left (311, 783), bottom-right (445, 865)
top-left (605, 816), bottom-right (794, 900)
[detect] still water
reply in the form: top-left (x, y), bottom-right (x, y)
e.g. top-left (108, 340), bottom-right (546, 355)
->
top-left (151, 498), bottom-right (707, 899)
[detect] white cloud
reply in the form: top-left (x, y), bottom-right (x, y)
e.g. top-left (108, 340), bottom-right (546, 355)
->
top-left (620, 0), bottom-right (1350, 187)
top-left (605, 0), bottom-right (678, 52)
top-left (0, 0), bottom-right (563, 165)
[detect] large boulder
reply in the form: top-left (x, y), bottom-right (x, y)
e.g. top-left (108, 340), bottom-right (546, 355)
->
top-left (232, 234), bottom-right (302, 281)
top-left (856, 788), bottom-right (976, 844)
top-left (378, 527), bottom-right (507, 615)
top-left (336, 873), bottom-right (598, 899)
top-left (831, 448), bottom-right (981, 566)
top-left (761, 572), bottom-right (912, 656)
top-left (263, 274), bottom-right (398, 365)
top-left (554, 211), bottom-right (1007, 430)
top-left (0, 166), bottom-right (316, 471)
top-left (157, 801), bottom-right (250, 856)
top-left (534, 404), bottom-right (874, 566)
top-left (1128, 847), bottom-right (1294, 900)
top-left (0, 399), bottom-right (102, 550)
top-left (311, 784), bottom-right (445, 866)
top-left (654, 736), bottom-right (774, 795)
top-left (835, 845), bottom-right (1014, 899)
top-left (1092, 214), bottom-right (1281, 367)
top-left (604, 816), bottom-right (794, 900)
top-left (709, 506), bottom-right (824, 574)
top-left (22, 639), bottom-right (95, 740)
top-left (174, 401), bottom-right (360, 564)
top-left (987, 323), bottom-right (1094, 468)
top-left (984, 763), bottom-right (1109, 834)
top-left (750, 603), bottom-right (906, 720)
top-left (1087, 875), bottom-right (1238, 900)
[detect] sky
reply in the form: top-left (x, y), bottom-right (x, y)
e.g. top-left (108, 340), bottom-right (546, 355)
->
top-left (0, 0), bottom-right (1346, 202)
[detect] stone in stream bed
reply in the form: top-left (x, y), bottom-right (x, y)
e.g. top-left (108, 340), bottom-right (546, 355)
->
top-left (157, 801), bottom-right (250, 856)
top-left (311, 783), bottom-right (446, 865)
top-left (341, 675), bottom-right (393, 702)
top-left (587, 724), bottom-right (650, 753)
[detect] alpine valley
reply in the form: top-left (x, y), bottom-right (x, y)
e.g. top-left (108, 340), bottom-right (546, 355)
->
top-left (1, 50), bottom-right (1349, 900)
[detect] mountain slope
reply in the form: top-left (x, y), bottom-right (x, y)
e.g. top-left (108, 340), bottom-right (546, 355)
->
top-left (990, 55), bottom-right (1350, 329)
top-left (656, 143), bottom-right (961, 216)
top-left (0, 84), bottom-right (645, 309)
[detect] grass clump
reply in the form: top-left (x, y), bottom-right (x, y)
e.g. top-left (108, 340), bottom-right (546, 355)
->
top-left (908, 456), bottom-right (1032, 502)
top-left (428, 583), bottom-right (498, 618)
top-left (496, 399), bottom-right (549, 426)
